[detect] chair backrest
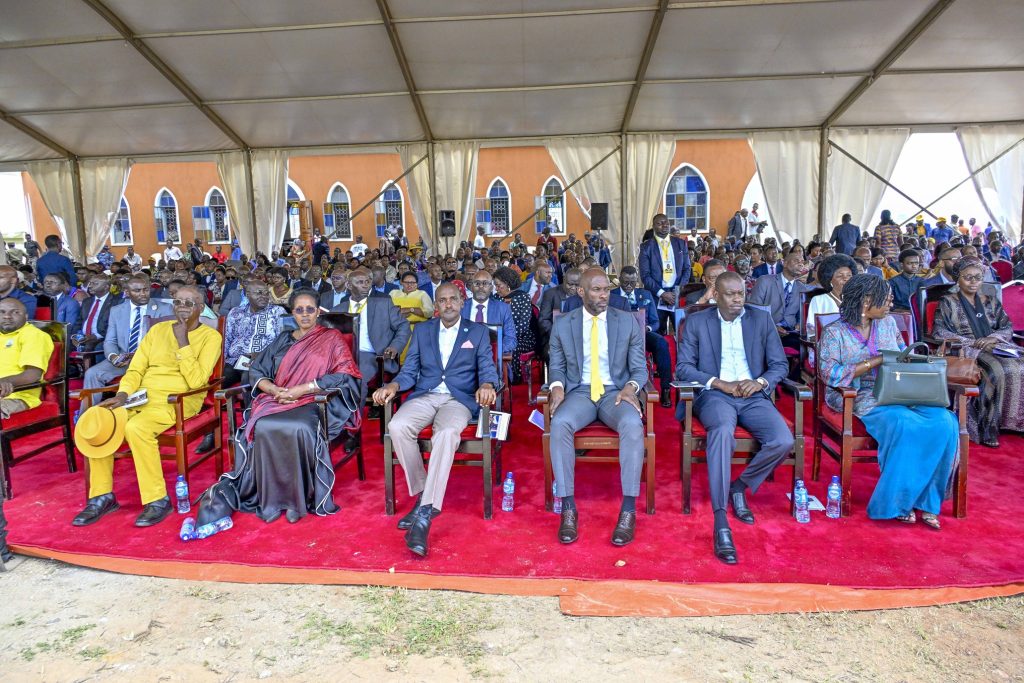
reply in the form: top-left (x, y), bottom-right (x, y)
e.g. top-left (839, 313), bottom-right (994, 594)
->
top-left (675, 303), bottom-right (715, 343)
top-left (915, 283), bottom-right (953, 338)
top-left (318, 312), bottom-right (359, 358)
top-left (29, 321), bottom-right (67, 404)
top-left (888, 310), bottom-right (915, 345)
top-left (33, 294), bottom-right (54, 321)
top-left (992, 260), bottom-right (1013, 283)
top-left (799, 287), bottom-right (826, 334)
top-left (813, 312), bottom-right (841, 339)
top-left (1002, 283), bottom-right (1024, 332)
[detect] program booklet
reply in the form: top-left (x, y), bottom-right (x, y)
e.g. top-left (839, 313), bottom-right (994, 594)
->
top-left (123, 389), bottom-right (148, 409)
top-left (475, 411), bottom-right (511, 440)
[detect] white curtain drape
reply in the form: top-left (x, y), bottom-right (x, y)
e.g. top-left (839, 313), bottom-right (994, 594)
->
top-left (624, 134), bottom-right (676, 267)
top-left (825, 128), bottom-right (910, 235)
top-left (216, 150), bottom-right (256, 259)
top-left (957, 124), bottom-right (1024, 242)
top-left (250, 150), bottom-right (289, 257)
top-left (749, 130), bottom-right (820, 243)
top-left (547, 135), bottom-right (622, 266)
top-left (433, 141), bottom-right (479, 249)
top-left (25, 159), bottom-right (82, 258)
top-left (80, 158), bottom-right (133, 258)
top-left (398, 143), bottom-right (433, 253)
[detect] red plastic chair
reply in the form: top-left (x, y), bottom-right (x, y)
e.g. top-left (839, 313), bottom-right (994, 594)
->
top-left (1002, 282), bottom-right (1024, 332)
top-left (991, 260), bottom-right (1012, 283)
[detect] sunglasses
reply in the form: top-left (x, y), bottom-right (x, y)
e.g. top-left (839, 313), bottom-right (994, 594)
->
top-left (172, 299), bottom-right (198, 308)
top-left (292, 306), bottom-right (318, 315)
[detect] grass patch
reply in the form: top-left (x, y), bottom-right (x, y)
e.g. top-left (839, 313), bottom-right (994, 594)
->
top-left (19, 624), bottom-right (96, 661)
top-left (79, 646), bottom-right (109, 660)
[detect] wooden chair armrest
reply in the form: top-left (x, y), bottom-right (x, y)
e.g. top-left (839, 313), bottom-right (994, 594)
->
top-left (313, 387), bottom-right (341, 404)
top-left (215, 384), bottom-right (251, 401)
top-left (670, 381), bottom-right (700, 402)
top-left (11, 376), bottom-right (67, 392)
top-left (836, 386), bottom-right (858, 399)
top-left (69, 349), bottom-right (105, 358)
top-left (948, 382), bottom-right (981, 398)
top-left (778, 378), bottom-right (812, 402)
top-left (71, 384), bottom-right (121, 400)
top-left (536, 388), bottom-right (549, 404)
top-left (166, 379), bottom-right (223, 404)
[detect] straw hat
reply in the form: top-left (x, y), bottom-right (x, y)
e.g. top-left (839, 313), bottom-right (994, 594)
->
top-left (74, 406), bottom-right (127, 459)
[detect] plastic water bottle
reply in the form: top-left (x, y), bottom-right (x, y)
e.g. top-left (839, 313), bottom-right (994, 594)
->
top-left (179, 517), bottom-right (196, 542)
top-left (826, 475), bottom-right (842, 519)
top-left (794, 479), bottom-right (810, 524)
top-left (552, 482), bottom-right (562, 515)
top-left (501, 472), bottom-right (515, 512)
top-left (174, 475), bottom-right (190, 514)
top-left (195, 516), bottom-right (234, 540)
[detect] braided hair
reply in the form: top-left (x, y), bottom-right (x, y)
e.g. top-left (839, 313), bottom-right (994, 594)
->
top-left (838, 274), bottom-right (890, 326)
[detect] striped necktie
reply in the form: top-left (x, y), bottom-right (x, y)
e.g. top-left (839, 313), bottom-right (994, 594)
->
top-left (128, 306), bottom-right (142, 353)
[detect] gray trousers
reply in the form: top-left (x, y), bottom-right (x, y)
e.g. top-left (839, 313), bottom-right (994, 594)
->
top-left (549, 385), bottom-right (644, 498)
top-left (358, 351), bottom-right (378, 403)
top-left (693, 391), bottom-right (794, 512)
top-left (84, 359), bottom-right (127, 390)
top-left (390, 393), bottom-right (471, 510)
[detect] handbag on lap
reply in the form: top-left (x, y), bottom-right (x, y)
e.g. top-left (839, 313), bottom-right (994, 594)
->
top-left (938, 341), bottom-right (982, 386)
top-left (873, 342), bottom-right (949, 408)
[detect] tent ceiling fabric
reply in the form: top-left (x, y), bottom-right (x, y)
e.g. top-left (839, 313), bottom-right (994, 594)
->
top-left (0, 0), bottom-right (1021, 161)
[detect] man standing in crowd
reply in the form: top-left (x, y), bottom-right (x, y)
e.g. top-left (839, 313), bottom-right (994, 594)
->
top-left (639, 213), bottom-right (691, 334)
top-left (35, 235), bottom-right (77, 287)
top-left (162, 239), bottom-right (183, 264)
top-left (829, 213), bottom-right (860, 255)
top-left (727, 209), bottom-right (748, 241)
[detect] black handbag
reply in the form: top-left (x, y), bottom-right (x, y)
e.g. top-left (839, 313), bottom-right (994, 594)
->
top-left (873, 342), bottom-right (949, 408)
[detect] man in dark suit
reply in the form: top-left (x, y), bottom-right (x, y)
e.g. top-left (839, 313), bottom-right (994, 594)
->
top-left (73, 274), bottom-right (121, 351)
top-left (520, 261), bottom-right (554, 308)
top-left (42, 272), bottom-right (81, 327)
top-left (319, 266), bottom-right (349, 310)
top-left (612, 266), bottom-right (672, 407)
top-left (727, 209), bottom-right (748, 241)
top-left (370, 266), bottom-right (398, 295)
top-left (329, 268), bottom-right (410, 401)
top-left (829, 214), bottom-right (860, 255)
top-left (888, 249), bottom-right (924, 311)
top-left (418, 264), bottom-right (445, 301)
top-left (461, 269), bottom-right (516, 355)
top-left (921, 244), bottom-right (961, 288)
top-left (676, 271), bottom-right (793, 565)
top-left (548, 268), bottom-right (649, 547)
top-left (638, 213), bottom-right (691, 333)
top-left (751, 243), bottom-right (783, 278)
top-left (373, 283), bottom-right (498, 557)
top-left (538, 268), bottom-right (581, 360)
top-left (35, 235), bottom-right (77, 288)
top-left (748, 251), bottom-right (809, 352)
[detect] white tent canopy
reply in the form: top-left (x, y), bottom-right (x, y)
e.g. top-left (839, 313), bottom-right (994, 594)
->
top-left (2, 0), bottom-right (1022, 253)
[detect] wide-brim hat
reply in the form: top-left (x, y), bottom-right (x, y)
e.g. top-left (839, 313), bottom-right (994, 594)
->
top-left (74, 406), bottom-right (127, 459)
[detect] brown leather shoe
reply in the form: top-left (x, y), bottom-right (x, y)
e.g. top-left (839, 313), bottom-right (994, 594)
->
top-left (611, 510), bottom-right (636, 546)
top-left (558, 507), bottom-right (578, 544)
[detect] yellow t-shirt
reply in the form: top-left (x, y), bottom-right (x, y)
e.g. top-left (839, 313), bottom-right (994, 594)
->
top-left (0, 324), bottom-right (55, 409)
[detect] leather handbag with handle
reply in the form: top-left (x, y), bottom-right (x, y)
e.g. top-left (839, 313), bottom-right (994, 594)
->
top-left (939, 341), bottom-right (982, 386)
top-left (873, 342), bottom-right (949, 408)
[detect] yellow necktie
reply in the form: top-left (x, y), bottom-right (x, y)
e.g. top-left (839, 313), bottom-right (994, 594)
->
top-left (590, 316), bottom-right (602, 402)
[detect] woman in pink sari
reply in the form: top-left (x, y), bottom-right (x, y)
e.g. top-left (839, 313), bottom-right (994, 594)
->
top-left (198, 290), bottom-right (362, 524)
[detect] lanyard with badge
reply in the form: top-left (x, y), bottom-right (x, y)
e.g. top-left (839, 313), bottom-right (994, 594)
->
top-left (659, 238), bottom-right (674, 273)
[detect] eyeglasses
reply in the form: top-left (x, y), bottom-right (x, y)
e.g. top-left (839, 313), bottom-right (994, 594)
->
top-left (470, 280), bottom-right (492, 287)
top-left (172, 299), bottom-right (197, 308)
top-left (960, 274), bottom-right (983, 283)
top-left (292, 306), bottom-right (318, 315)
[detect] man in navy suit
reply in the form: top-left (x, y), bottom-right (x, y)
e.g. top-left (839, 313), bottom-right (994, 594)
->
top-left (676, 271), bottom-right (793, 565)
top-left (42, 272), bottom-right (81, 327)
top-left (461, 269), bottom-right (516, 355)
top-left (373, 283), bottom-right (498, 558)
top-left (612, 266), bottom-right (673, 408)
top-left (638, 213), bottom-right (691, 333)
top-left (73, 274), bottom-right (122, 352)
top-left (418, 263), bottom-right (445, 300)
top-left (751, 243), bottom-right (783, 278)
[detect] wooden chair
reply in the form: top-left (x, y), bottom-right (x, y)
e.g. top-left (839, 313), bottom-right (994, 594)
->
top-left (382, 327), bottom-right (505, 519)
top-left (0, 321), bottom-right (73, 499)
top-left (73, 317), bottom-right (228, 497)
top-left (912, 283), bottom-right (954, 346)
top-left (811, 318), bottom-right (975, 517)
top-left (484, 323), bottom-right (515, 417)
top-left (217, 313), bottom-right (366, 480)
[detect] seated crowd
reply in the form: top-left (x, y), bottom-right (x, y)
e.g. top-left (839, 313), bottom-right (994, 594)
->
top-left (0, 211), bottom-right (1021, 566)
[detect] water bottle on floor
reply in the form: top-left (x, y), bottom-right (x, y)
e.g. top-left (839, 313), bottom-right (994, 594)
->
top-left (174, 475), bottom-right (190, 514)
top-left (826, 476), bottom-right (842, 519)
top-left (179, 517), bottom-right (196, 542)
top-left (196, 516), bottom-right (234, 540)
top-left (794, 479), bottom-right (810, 524)
top-left (552, 482), bottom-right (561, 515)
top-left (501, 472), bottom-right (515, 512)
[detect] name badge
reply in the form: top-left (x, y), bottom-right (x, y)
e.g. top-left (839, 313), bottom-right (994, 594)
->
top-left (664, 261), bottom-right (674, 273)
top-left (234, 355), bottom-right (252, 371)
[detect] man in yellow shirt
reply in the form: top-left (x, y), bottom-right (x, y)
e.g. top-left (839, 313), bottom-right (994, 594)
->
top-left (72, 286), bottom-right (222, 528)
top-left (0, 298), bottom-right (54, 417)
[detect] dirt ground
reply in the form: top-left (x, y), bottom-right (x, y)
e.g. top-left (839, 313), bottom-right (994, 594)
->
top-left (1, 557), bottom-right (1022, 682)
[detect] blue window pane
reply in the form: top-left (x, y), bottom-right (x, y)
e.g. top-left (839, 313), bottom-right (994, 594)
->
top-left (286, 185), bottom-right (299, 201)
top-left (536, 221), bottom-right (546, 233)
top-left (675, 207), bottom-right (686, 218)
top-left (489, 182), bottom-right (508, 198)
top-left (686, 218), bottom-right (697, 230)
top-left (695, 193), bottom-right (706, 206)
top-left (159, 193), bottom-right (175, 207)
top-left (686, 176), bottom-right (705, 193)
top-left (665, 194), bottom-right (675, 207)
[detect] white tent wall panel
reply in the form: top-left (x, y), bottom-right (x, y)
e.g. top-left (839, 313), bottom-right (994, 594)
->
top-left (892, 0), bottom-right (1024, 70)
top-left (646, 0), bottom-right (934, 80)
top-left (101, 0), bottom-right (382, 34)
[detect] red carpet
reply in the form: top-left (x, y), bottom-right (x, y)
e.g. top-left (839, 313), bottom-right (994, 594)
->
top-left (6, 383), bottom-right (1024, 616)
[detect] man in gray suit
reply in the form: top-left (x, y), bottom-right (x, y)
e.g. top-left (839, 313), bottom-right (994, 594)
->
top-left (748, 250), bottom-right (809, 353)
top-left (84, 275), bottom-right (173, 390)
top-left (329, 267), bottom-right (410, 401)
top-left (548, 268), bottom-right (648, 547)
top-left (676, 271), bottom-right (793, 565)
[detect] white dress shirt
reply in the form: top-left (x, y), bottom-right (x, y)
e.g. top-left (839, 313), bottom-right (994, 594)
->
top-left (349, 297), bottom-right (373, 353)
top-left (431, 320), bottom-right (461, 395)
top-left (163, 246), bottom-right (183, 262)
top-left (705, 309), bottom-right (766, 390)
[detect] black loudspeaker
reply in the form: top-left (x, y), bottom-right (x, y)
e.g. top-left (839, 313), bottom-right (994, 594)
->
top-left (590, 202), bottom-right (609, 230)
top-left (439, 209), bottom-right (456, 237)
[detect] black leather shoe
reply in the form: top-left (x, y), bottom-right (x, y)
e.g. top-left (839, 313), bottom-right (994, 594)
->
top-left (405, 509), bottom-right (433, 557)
top-left (343, 432), bottom-right (362, 455)
top-left (714, 527), bottom-right (738, 565)
top-left (71, 493), bottom-right (120, 527)
top-left (611, 510), bottom-right (636, 546)
top-left (194, 433), bottom-right (216, 455)
top-left (558, 507), bottom-right (579, 544)
top-left (134, 497), bottom-right (173, 527)
top-left (285, 509), bottom-right (302, 524)
top-left (730, 490), bottom-right (755, 525)
top-left (659, 388), bottom-right (672, 409)
top-left (397, 503), bottom-right (441, 530)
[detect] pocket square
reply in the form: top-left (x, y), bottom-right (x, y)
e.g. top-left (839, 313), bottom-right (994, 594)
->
top-left (460, 340), bottom-right (474, 349)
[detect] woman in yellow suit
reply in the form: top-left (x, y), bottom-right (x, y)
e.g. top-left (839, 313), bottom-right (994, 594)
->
top-left (72, 286), bottom-right (222, 528)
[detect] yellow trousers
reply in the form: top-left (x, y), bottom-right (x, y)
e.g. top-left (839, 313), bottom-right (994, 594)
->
top-left (88, 403), bottom-right (177, 505)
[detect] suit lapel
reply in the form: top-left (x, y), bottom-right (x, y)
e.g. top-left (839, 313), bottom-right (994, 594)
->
top-left (568, 308), bottom-right (583, 376)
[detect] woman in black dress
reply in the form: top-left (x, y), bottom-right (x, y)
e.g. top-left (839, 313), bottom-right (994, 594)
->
top-left (493, 266), bottom-right (537, 384)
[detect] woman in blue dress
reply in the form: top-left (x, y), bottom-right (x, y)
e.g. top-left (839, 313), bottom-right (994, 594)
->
top-left (818, 274), bottom-right (960, 529)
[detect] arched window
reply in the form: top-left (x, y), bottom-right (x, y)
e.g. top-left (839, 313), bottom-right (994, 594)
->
top-left (325, 182), bottom-right (352, 241)
top-left (487, 178), bottom-right (511, 235)
top-left (286, 179), bottom-right (305, 239)
top-left (375, 181), bottom-right (403, 239)
top-left (536, 176), bottom-right (565, 235)
top-left (664, 164), bottom-right (709, 232)
top-left (205, 187), bottom-right (231, 244)
top-left (111, 197), bottom-right (132, 246)
top-left (154, 188), bottom-right (180, 243)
